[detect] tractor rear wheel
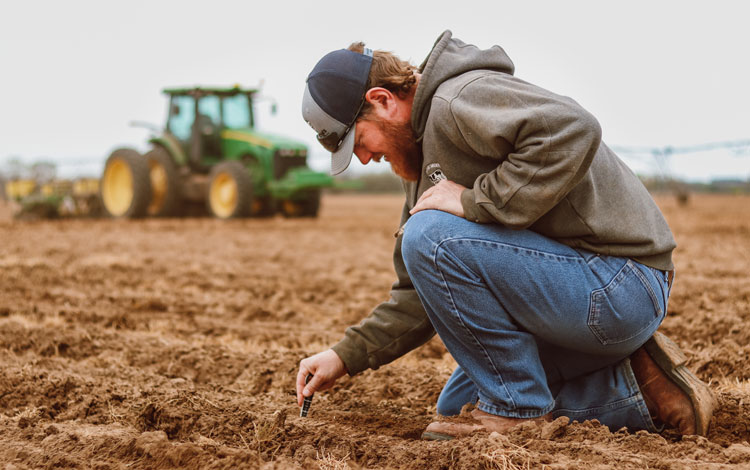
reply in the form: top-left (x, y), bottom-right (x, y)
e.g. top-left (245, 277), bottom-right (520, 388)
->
top-left (207, 161), bottom-right (253, 218)
top-left (280, 189), bottom-right (321, 218)
top-left (101, 148), bottom-right (151, 218)
top-left (145, 146), bottom-right (181, 217)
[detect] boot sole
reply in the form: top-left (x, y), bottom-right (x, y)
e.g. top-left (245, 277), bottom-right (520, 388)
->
top-left (421, 431), bottom-right (456, 441)
top-left (643, 332), bottom-right (717, 436)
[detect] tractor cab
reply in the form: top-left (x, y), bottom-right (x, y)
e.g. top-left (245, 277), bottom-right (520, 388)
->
top-left (164, 86), bottom-right (257, 172)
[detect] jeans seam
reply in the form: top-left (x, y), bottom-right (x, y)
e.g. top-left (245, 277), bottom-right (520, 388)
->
top-left (478, 399), bottom-right (555, 419)
top-left (630, 260), bottom-right (663, 317)
top-left (435, 236), bottom-right (585, 263)
top-left (431, 239), bottom-right (519, 411)
top-left (648, 266), bottom-right (669, 307)
top-left (552, 394), bottom-right (641, 416)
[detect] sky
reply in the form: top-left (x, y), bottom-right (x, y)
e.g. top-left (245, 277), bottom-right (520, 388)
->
top-left (1, 0), bottom-right (749, 182)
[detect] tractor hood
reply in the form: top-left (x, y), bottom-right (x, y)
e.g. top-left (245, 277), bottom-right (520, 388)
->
top-left (221, 128), bottom-right (307, 152)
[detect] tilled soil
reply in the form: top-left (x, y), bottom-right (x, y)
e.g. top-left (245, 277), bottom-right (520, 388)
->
top-left (1, 193), bottom-right (749, 470)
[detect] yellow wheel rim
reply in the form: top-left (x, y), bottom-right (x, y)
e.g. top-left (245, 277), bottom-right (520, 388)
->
top-left (148, 160), bottom-right (167, 214)
top-left (209, 172), bottom-right (238, 218)
top-left (102, 158), bottom-right (133, 216)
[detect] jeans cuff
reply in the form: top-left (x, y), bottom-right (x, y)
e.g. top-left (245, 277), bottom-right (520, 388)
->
top-left (476, 399), bottom-right (555, 419)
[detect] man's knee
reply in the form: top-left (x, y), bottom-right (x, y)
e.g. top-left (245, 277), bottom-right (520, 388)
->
top-left (401, 210), bottom-right (448, 272)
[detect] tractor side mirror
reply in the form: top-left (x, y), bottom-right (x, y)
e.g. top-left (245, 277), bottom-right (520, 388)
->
top-left (271, 103), bottom-right (278, 115)
top-left (171, 104), bottom-right (181, 116)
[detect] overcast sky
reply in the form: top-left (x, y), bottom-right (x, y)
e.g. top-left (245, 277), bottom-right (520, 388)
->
top-left (1, 0), bottom-right (748, 181)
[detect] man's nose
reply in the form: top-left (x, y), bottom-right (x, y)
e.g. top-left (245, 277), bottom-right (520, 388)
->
top-left (354, 150), bottom-right (372, 165)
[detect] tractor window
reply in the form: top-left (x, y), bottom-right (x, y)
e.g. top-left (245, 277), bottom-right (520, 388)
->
top-left (222, 94), bottom-right (251, 129)
top-left (169, 96), bottom-right (195, 141)
top-left (197, 95), bottom-right (221, 127)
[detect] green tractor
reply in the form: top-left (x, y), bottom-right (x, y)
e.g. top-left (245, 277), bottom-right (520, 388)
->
top-left (100, 85), bottom-right (332, 219)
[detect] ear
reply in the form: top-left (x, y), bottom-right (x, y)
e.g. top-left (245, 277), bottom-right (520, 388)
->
top-left (364, 88), bottom-right (397, 116)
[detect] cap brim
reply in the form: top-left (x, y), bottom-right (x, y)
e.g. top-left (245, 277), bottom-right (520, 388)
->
top-left (330, 123), bottom-right (356, 175)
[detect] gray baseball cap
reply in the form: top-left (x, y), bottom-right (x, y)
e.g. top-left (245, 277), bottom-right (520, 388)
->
top-left (302, 48), bottom-right (373, 175)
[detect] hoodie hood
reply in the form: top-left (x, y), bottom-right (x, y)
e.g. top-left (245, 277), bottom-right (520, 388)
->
top-left (412, 30), bottom-right (515, 139)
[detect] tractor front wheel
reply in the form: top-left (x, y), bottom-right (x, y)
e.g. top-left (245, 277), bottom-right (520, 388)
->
top-left (100, 148), bottom-right (151, 218)
top-left (280, 189), bottom-right (321, 218)
top-left (207, 161), bottom-right (253, 218)
top-left (251, 196), bottom-right (276, 217)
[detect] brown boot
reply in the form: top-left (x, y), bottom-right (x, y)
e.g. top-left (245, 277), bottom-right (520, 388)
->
top-left (630, 332), bottom-right (717, 436)
top-left (422, 408), bottom-right (550, 441)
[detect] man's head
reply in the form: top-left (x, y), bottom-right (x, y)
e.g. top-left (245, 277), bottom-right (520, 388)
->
top-left (302, 43), bottom-right (422, 180)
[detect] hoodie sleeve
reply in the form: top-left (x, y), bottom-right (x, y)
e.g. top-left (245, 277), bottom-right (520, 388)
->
top-left (331, 203), bottom-right (435, 376)
top-left (442, 75), bottom-right (601, 228)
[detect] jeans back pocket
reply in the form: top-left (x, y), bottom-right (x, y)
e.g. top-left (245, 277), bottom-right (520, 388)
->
top-left (588, 259), bottom-right (664, 346)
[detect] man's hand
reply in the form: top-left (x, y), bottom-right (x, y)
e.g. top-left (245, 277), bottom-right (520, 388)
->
top-left (410, 180), bottom-right (467, 217)
top-left (296, 349), bottom-right (348, 407)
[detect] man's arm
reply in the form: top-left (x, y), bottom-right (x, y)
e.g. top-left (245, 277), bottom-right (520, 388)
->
top-left (296, 202), bottom-right (435, 402)
top-left (331, 202), bottom-right (435, 375)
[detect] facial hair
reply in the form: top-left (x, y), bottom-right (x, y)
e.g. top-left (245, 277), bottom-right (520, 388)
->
top-left (375, 118), bottom-right (422, 182)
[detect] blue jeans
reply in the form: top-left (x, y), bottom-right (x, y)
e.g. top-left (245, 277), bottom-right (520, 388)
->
top-left (401, 210), bottom-right (672, 432)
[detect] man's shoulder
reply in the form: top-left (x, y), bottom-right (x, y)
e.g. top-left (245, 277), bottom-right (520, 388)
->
top-left (432, 69), bottom-right (516, 101)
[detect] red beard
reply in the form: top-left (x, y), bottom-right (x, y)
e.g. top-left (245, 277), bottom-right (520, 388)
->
top-left (374, 118), bottom-right (423, 182)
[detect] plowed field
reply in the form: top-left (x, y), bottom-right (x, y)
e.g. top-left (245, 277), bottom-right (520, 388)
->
top-left (1, 193), bottom-right (749, 469)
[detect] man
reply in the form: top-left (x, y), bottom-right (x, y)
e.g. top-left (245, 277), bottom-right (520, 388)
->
top-left (296, 31), bottom-right (716, 439)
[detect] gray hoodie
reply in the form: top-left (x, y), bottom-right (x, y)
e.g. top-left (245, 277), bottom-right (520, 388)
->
top-left (332, 31), bottom-right (676, 376)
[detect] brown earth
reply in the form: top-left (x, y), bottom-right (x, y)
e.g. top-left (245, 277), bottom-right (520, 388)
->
top-left (1, 193), bottom-right (749, 470)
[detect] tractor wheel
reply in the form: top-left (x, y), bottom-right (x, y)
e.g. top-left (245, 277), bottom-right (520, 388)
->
top-left (145, 146), bottom-right (181, 217)
top-left (100, 148), bottom-right (151, 218)
top-left (251, 196), bottom-right (276, 217)
top-left (239, 154), bottom-right (274, 217)
top-left (207, 161), bottom-right (253, 218)
top-left (280, 189), bottom-right (321, 218)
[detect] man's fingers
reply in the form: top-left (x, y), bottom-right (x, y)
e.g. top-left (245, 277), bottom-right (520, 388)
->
top-left (416, 186), bottom-right (436, 202)
top-left (303, 373), bottom-right (325, 397)
top-left (411, 196), bottom-right (436, 214)
top-left (410, 202), bottom-right (425, 214)
top-left (316, 379), bottom-right (336, 392)
top-left (411, 184), bottom-right (446, 211)
top-left (410, 192), bottom-right (434, 214)
top-left (294, 349), bottom-right (345, 407)
top-left (296, 365), bottom-right (311, 406)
